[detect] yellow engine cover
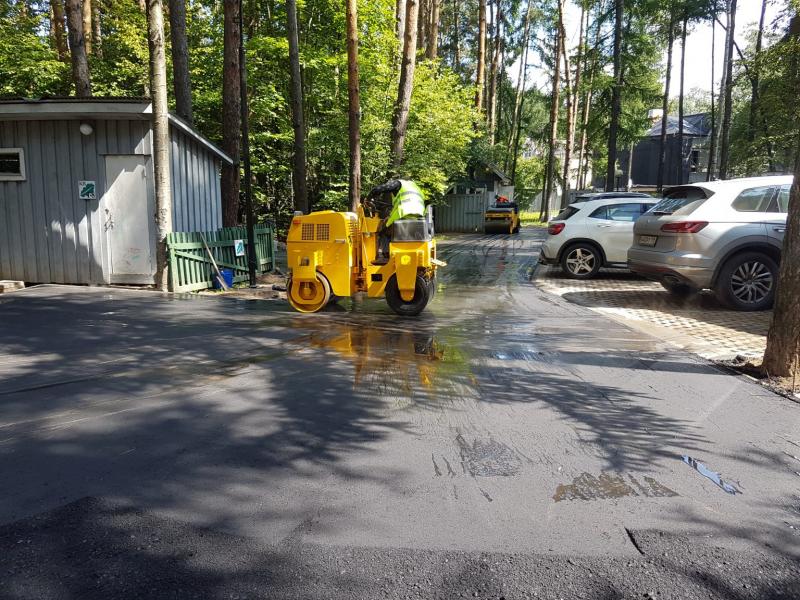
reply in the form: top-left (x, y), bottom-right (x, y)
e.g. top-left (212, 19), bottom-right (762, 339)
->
top-left (286, 211), bottom-right (359, 298)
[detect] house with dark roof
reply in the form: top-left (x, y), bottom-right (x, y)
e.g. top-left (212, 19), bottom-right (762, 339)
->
top-left (0, 98), bottom-right (233, 286)
top-left (618, 113), bottom-right (712, 189)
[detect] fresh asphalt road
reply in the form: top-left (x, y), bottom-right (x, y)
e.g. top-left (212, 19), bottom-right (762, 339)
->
top-left (1, 228), bottom-right (799, 599)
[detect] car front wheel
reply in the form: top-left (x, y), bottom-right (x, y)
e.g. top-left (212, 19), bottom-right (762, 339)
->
top-left (560, 243), bottom-right (602, 279)
top-left (714, 252), bottom-right (778, 311)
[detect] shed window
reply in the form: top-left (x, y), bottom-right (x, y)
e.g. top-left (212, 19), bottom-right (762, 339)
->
top-left (0, 148), bottom-right (25, 181)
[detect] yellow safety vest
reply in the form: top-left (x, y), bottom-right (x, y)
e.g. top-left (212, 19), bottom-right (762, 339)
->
top-left (386, 180), bottom-right (426, 227)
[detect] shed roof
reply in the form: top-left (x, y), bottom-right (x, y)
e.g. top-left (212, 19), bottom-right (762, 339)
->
top-left (0, 97), bottom-right (233, 165)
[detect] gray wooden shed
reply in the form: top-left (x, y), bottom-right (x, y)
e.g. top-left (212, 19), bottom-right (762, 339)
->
top-left (0, 98), bottom-right (233, 285)
top-left (436, 161), bottom-right (515, 232)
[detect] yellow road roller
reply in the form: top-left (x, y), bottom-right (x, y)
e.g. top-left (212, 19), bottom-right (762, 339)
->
top-left (286, 204), bottom-right (444, 316)
top-left (484, 200), bottom-right (520, 234)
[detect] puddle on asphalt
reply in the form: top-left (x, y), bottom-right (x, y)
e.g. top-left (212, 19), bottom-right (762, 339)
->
top-left (682, 456), bottom-right (741, 495)
top-left (456, 434), bottom-right (522, 477)
top-left (553, 472), bottom-right (678, 502)
top-left (489, 349), bottom-right (547, 361)
top-left (284, 320), bottom-right (474, 396)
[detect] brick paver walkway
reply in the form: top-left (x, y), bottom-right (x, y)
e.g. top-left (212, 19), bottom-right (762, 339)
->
top-left (534, 266), bottom-right (772, 361)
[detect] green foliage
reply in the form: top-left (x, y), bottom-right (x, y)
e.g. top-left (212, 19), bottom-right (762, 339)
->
top-left (514, 156), bottom-right (545, 197)
top-left (0, 3), bottom-right (69, 97)
top-left (402, 61), bottom-right (478, 200)
top-left (90, 1), bottom-right (149, 96)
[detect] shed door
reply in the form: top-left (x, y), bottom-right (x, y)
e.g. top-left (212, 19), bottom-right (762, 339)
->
top-left (104, 155), bottom-right (155, 282)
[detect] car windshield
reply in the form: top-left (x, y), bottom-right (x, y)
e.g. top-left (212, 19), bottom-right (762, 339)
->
top-left (649, 187), bottom-right (710, 215)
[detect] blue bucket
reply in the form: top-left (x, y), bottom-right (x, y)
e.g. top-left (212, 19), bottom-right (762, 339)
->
top-left (212, 268), bottom-right (234, 289)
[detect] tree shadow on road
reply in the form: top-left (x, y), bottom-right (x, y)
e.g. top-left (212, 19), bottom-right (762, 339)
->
top-left (0, 287), bottom-right (415, 534)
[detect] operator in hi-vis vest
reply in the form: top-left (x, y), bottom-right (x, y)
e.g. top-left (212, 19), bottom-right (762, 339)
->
top-left (366, 179), bottom-right (427, 264)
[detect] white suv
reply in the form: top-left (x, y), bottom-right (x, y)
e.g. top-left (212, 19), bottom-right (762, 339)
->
top-left (539, 197), bottom-right (658, 278)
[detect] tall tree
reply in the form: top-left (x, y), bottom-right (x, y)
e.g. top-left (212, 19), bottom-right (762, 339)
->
top-left (81, 0), bottom-right (92, 54)
top-left (222, 0), bottom-right (242, 224)
top-left (559, 0), bottom-right (576, 205)
top-left (604, 0), bottom-right (623, 192)
top-left (656, 8), bottom-right (675, 193)
top-left (146, 0), bottom-right (172, 291)
top-left (91, 0), bottom-right (101, 58)
top-left (487, 0), bottom-right (502, 142)
top-left (506, 0), bottom-right (531, 171)
top-left (452, 0), bottom-right (460, 68)
top-left (762, 14), bottom-right (800, 380)
top-left (474, 0), bottom-right (486, 111)
top-left (677, 9), bottom-right (687, 184)
top-left (346, 0), bottom-right (361, 211)
top-left (542, 25), bottom-right (562, 219)
top-left (286, 0), bottom-right (308, 213)
top-left (746, 0), bottom-right (768, 175)
top-left (169, 0), bottom-right (193, 123)
top-left (426, 0), bottom-right (440, 59)
top-left (396, 0), bottom-right (406, 46)
top-left (390, 0), bottom-right (419, 171)
top-left (706, 6), bottom-right (716, 181)
top-left (718, 0), bottom-right (737, 180)
top-left (577, 13), bottom-right (601, 190)
top-left (418, 0), bottom-right (428, 51)
top-left (50, 0), bottom-right (68, 60)
top-left (65, 0), bottom-right (91, 97)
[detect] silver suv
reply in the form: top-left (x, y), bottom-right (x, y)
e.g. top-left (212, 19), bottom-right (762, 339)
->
top-left (628, 176), bottom-right (791, 311)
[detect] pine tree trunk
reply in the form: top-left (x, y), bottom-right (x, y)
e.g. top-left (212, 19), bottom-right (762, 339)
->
top-left (221, 0), bottom-right (242, 225)
top-left (541, 26), bottom-right (561, 220)
top-left (426, 0), bottom-right (439, 59)
top-left (577, 15), bottom-right (599, 190)
top-left (146, 0), bottom-right (172, 291)
top-left (474, 0), bottom-right (486, 111)
top-left (92, 0), bottom-right (101, 58)
top-left (711, 7), bottom-right (730, 179)
top-left (747, 0), bottom-right (767, 176)
top-left (718, 0), bottom-right (737, 180)
top-left (346, 0), bottom-right (361, 211)
top-left (396, 0), bottom-right (406, 46)
top-left (706, 13), bottom-right (716, 181)
top-left (390, 0), bottom-right (419, 171)
top-left (677, 11), bottom-right (687, 184)
top-left (453, 0), bottom-right (460, 68)
top-left (656, 10), bottom-right (674, 193)
top-left (169, 0), bottom-right (193, 124)
top-left (65, 0), bottom-right (91, 96)
top-left (486, 0), bottom-right (501, 142)
top-left (82, 0), bottom-right (92, 54)
top-left (604, 0), bottom-right (623, 192)
top-left (762, 14), bottom-right (800, 380)
top-left (51, 0), bottom-right (68, 60)
top-left (506, 0), bottom-right (530, 172)
top-left (559, 0), bottom-right (575, 206)
top-left (286, 0), bottom-right (308, 213)
top-left (417, 0), bottom-right (427, 52)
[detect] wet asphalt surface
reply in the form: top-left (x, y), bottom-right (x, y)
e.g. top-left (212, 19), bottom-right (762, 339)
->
top-left (1, 228), bottom-right (799, 599)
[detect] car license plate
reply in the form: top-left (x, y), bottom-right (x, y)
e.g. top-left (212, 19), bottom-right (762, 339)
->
top-left (639, 235), bottom-right (658, 247)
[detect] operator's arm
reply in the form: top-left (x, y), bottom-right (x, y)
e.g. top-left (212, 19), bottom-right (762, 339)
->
top-left (367, 179), bottom-right (402, 198)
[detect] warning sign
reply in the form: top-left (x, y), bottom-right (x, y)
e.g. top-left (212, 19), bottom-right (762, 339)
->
top-left (234, 239), bottom-right (245, 257)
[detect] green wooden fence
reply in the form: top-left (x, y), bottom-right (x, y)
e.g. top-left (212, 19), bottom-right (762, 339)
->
top-left (166, 225), bottom-right (275, 292)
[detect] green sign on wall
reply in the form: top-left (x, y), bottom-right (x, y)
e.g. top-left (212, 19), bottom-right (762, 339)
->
top-left (78, 180), bottom-right (96, 200)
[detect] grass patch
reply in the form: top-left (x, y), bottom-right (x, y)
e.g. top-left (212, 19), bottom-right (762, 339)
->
top-left (520, 210), bottom-right (559, 226)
